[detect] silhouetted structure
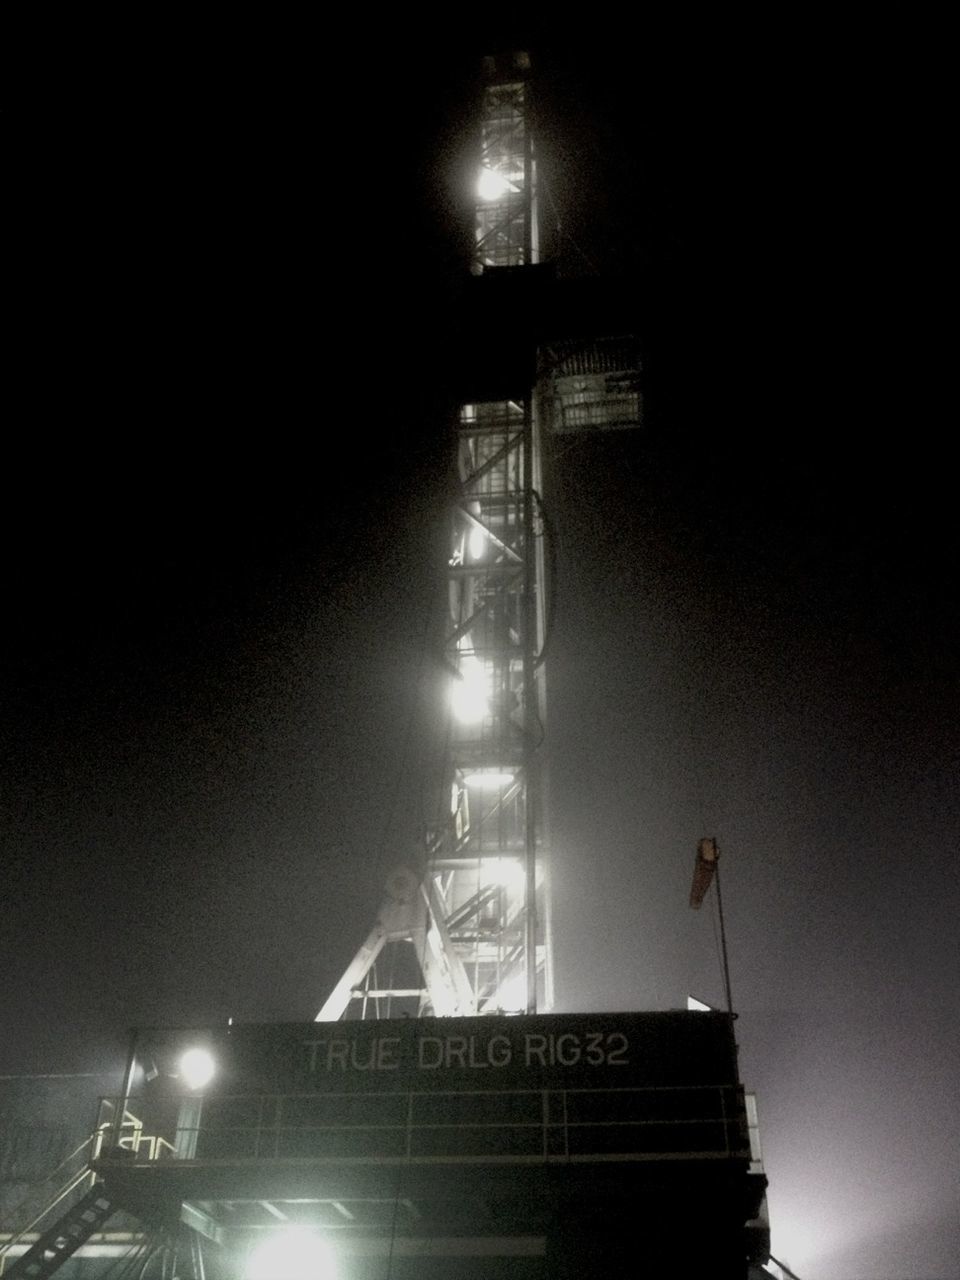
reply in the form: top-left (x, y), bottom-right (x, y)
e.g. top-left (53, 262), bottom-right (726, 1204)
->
top-left (1, 51), bottom-right (771, 1280)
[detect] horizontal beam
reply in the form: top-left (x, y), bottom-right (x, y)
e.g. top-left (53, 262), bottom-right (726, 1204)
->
top-left (332, 1236), bottom-right (546, 1257)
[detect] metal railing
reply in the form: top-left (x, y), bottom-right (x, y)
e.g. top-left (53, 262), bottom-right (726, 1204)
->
top-left (91, 1084), bottom-right (751, 1169)
top-left (0, 1102), bottom-right (168, 1273)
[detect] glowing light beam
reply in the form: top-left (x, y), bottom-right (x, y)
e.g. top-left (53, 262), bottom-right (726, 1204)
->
top-left (245, 1229), bottom-right (338, 1280)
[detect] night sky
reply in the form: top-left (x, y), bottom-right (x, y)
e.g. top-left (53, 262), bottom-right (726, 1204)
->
top-left (4, 28), bottom-right (958, 1280)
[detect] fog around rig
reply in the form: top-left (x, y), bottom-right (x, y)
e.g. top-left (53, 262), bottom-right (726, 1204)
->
top-left (4, 30), bottom-right (958, 1280)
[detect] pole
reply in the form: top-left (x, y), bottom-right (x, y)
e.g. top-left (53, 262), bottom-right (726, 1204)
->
top-left (522, 395), bottom-right (538, 1016)
top-left (713, 860), bottom-right (734, 1018)
top-left (113, 1028), bottom-right (138, 1150)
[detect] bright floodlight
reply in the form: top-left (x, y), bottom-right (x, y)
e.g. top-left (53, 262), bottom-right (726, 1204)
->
top-left (497, 972), bottom-right (527, 1013)
top-left (477, 168), bottom-right (513, 200)
top-left (246, 1230), bottom-right (338, 1280)
top-left (463, 769), bottom-right (516, 790)
top-left (480, 857), bottom-right (525, 892)
top-left (178, 1047), bottom-right (216, 1091)
top-left (451, 655), bottom-right (489, 724)
top-left (468, 523), bottom-right (487, 560)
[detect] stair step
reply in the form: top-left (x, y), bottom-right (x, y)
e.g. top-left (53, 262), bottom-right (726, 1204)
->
top-left (4, 1188), bottom-right (115, 1278)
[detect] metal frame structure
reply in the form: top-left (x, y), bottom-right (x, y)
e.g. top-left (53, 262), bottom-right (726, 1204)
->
top-left (1, 50), bottom-right (773, 1280)
top-left (473, 53), bottom-right (538, 271)
top-left (317, 53), bottom-right (549, 1023)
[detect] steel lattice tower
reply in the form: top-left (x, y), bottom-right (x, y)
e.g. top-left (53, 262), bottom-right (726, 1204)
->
top-left (317, 52), bottom-right (551, 1021)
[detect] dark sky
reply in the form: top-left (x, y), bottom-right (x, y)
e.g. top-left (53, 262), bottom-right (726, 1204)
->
top-left (4, 28), bottom-right (958, 1280)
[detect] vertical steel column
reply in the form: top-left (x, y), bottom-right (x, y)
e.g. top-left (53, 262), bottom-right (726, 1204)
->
top-left (113, 1029), bottom-right (139, 1149)
top-left (522, 398), bottom-right (539, 1014)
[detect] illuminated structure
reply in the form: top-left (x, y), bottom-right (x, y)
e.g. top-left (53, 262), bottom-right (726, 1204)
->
top-left (317, 52), bottom-right (549, 1023)
top-left (0, 1014), bottom-right (768, 1278)
top-left (0, 52), bottom-right (769, 1280)
top-left (318, 52), bottom-right (643, 1026)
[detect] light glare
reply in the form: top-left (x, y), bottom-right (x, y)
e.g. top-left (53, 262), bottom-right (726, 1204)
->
top-left (245, 1230), bottom-right (338, 1280)
top-left (178, 1047), bottom-right (216, 1091)
top-left (463, 770), bottom-right (515, 790)
top-left (477, 168), bottom-right (513, 200)
top-left (468, 524), bottom-right (487, 560)
top-left (451, 655), bottom-right (489, 723)
top-left (480, 857), bottom-right (525, 892)
top-left (497, 972), bottom-right (528, 1012)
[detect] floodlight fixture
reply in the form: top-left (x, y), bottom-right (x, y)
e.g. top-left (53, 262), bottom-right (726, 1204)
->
top-left (468, 523), bottom-right (487, 560)
top-left (477, 168), bottom-right (515, 201)
top-left (451, 654), bottom-right (489, 723)
top-left (462, 769), bottom-right (516, 790)
top-left (178, 1047), bottom-right (216, 1091)
top-left (497, 971), bottom-right (528, 1013)
top-left (245, 1229), bottom-right (338, 1280)
top-left (480, 856), bottom-right (525, 892)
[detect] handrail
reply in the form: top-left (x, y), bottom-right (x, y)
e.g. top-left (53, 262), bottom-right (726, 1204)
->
top-left (0, 1102), bottom-right (163, 1269)
top-left (88, 1083), bottom-right (749, 1168)
top-left (0, 1133), bottom-right (96, 1234)
top-left (0, 1167), bottom-right (94, 1264)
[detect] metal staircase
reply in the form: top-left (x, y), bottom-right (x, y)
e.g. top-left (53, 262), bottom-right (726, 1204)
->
top-left (0, 1103), bottom-right (160, 1277)
top-left (3, 1184), bottom-right (115, 1278)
